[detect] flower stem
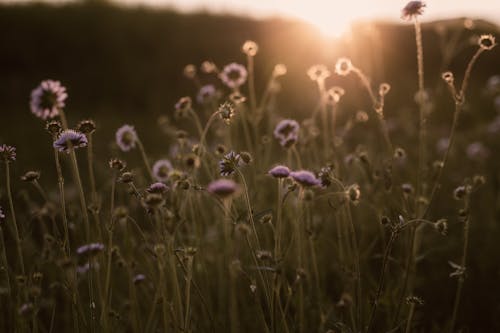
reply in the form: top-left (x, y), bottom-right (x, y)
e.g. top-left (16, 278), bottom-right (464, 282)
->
top-left (5, 162), bottom-right (25, 275)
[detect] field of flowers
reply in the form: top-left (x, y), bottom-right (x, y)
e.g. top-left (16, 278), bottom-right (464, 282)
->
top-left (0, 1), bottom-right (499, 332)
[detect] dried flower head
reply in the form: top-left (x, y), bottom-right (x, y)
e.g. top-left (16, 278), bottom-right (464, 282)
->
top-left (76, 243), bottom-right (105, 257)
top-left (401, 1), bottom-right (426, 21)
top-left (346, 184), bottom-right (361, 204)
top-left (21, 170), bottom-right (40, 182)
top-left (219, 151), bottom-right (241, 176)
top-left (406, 296), bottom-right (424, 305)
top-left (274, 119), bottom-right (300, 148)
top-left (175, 96), bottom-right (193, 118)
top-left (318, 166), bottom-right (334, 188)
top-left (379, 83), bottom-right (391, 96)
top-left (478, 34), bottom-right (496, 51)
top-left (453, 185), bottom-right (468, 200)
top-left (307, 64), bottom-right (331, 82)
top-left (119, 171), bottom-right (134, 184)
top-left (183, 64), bottom-right (197, 79)
top-left (268, 165), bottom-right (290, 178)
top-left (0, 144), bottom-right (16, 162)
top-left (109, 158), bottom-right (127, 171)
top-left (442, 71), bottom-right (454, 85)
top-left (143, 193), bottom-right (165, 210)
top-left (197, 84), bottom-right (217, 104)
top-left (218, 102), bottom-right (236, 124)
top-left (242, 40), bottom-right (259, 56)
top-left (53, 130), bottom-right (88, 153)
top-left (116, 125), bottom-right (138, 152)
top-left (273, 64), bottom-right (287, 77)
top-left (326, 86), bottom-right (345, 105)
top-left (207, 179), bottom-right (240, 199)
top-left (290, 170), bottom-right (321, 187)
top-left (76, 119), bottom-right (96, 134)
top-left (184, 153), bottom-right (201, 169)
top-left (30, 80), bottom-right (68, 120)
top-left (152, 159), bottom-right (173, 182)
top-left (335, 58), bottom-right (353, 76)
top-left (394, 147), bottom-right (407, 160)
top-left (45, 120), bottom-right (62, 136)
top-left (229, 91), bottom-right (247, 105)
top-left (239, 151), bottom-right (253, 164)
top-left (434, 219), bottom-right (448, 235)
top-left (200, 61), bottom-right (217, 73)
top-left (220, 63), bottom-right (248, 89)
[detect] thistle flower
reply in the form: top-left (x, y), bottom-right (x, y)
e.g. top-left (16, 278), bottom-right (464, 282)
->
top-left (53, 130), bottom-right (87, 153)
top-left (109, 158), bottom-right (127, 171)
top-left (175, 96), bottom-right (193, 118)
top-left (478, 34), bottom-right (496, 51)
top-left (0, 144), bottom-right (16, 162)
top-left (30, 80), bottom-right (68, 120)
top-left (242, 40), bottom-right (258, 56)
top-left (116, 125), bottom-right (138, 152)
top-left (335, 58), bottom-right (353, 76)
top-left (21, 171), bottom-right (40, 182)
top-left (76, 119), bottom-right (96, 134)
top-left (219, 151), bottom-right (242, 176)
top-left (401, 1), bottom-right (426, 21)
top-left (207, 179), bottom-right (240, 198)
top-left (274, 119), bottom-right (300, 148)
top-left (76, 243), bottom-right (105, 257)
top-left (220, 63), bottom-right (248, 89)
top-left (152, 159), bottom-right (173, 182)
top-left (307, 64), bottom-right (331, 82)
top-left (197, 85), bottom-right (217, 104)
top-left (290, 170), bottom-right (321, 187)
top-left (268, 165), bottom-right (290, 178)
top-left (218, 102), bottom-right (236, 124)
top-left (146, 182), bottom-right (169, 194)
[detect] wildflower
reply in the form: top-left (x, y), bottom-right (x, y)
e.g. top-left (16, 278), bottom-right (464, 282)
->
top-left (453, 185), bottom-right (468, 200)
top-left (242, 40), bottom-right (258, 56)
top-left (30, 80), bottom-right (68, 120)
top-left (290, 170), bottom-right (321, 187)
top-left (174, 96), bottom-right (193, 118)
top-left (133, 274), bottom-right (146, 285)
top-left (346, 184), bottom-right (361, 204)
top-left (119, 171), bottom-right (134, 184)
top-left (273, 64), bottom-right (287, 77)
top-left (326, 86), bottom-right (345, 105)
top-left (434, 219), bottom-right (448, 235)
top-left (218, 102), bottom-right (236, 124)
top-left (401, 1), bottom-right (426, 21)
top-left (379, 83), bottom-right (391, 96)
top-left (268, 165), bottom-right (290, 178)
top-left (146, 182), bottom-right (169, 194)
top-left (76, 119), bottom-right (96, 134)
top-left (53, 130), bottom-right (88, 153)
top-left (478, 34), bottom-right (496, 51)
top-left (76, 243), bottom-right (105, 257)
top-left (335, 58), bottom-right (353, 76)
top-left (401, 183), bottom-right (414, 195)
top-left (109, 158), bottom-right (127, 172)
top-left (200, 61), bottom-right (217, 73)
top-left (183, 64), bottom-right (197, 79)
top-left (45, 120), bottom-right (62, 137)
top-left (152, 159), bottom-right (173, 182)
top-left (0, 144), bottom-right (16, 162)
top-left (274, 119), bottom-right (300, 148)
top-left (239, 151), bottom-right (253, 164)
top-left (197, 85), bottom-right (217, 104)
top-left (115, 125), bottom-right (137, 152)
top-left (229, 91), bottom-right (247, 105)
top-left (143, 193), bottom-right (165, 210)
top-left (207, 179), bottom-right (240, 199)
top-left (318, 166), bottom-right (334, 187)
top-left (21, 171), bottom-right (40, 182)
top-left (219, 151), bottom-right (241, 176)
top-left (219, 63), bottom-right (248, 89)
top-left (307, 64), bottom-right (330, 82)
top-left (184, 153), bottom-right (201, 169)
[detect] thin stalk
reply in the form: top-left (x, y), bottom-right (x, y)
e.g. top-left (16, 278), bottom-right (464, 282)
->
top-left (405, 302), bottom-right (416, 333)
top-left (183, 255), bottom-right (194, 332)
top-left (136, 138), bottom-right (154, 181)
top-left (53, 146), bottom-right (71, 255)
top-left (5, 162), bottom-right (25, 275)
top-left (235, 168), bottom-right (262, 249)
top-left (198, 111), bottom-right (221, 154)
top-left (189, 109), bottom-right (204, 139)
top-left (247, 54), bottom-right (257, 115)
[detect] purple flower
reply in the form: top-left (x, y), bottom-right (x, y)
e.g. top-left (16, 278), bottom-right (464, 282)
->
top-left (133, 274), bottom-right (146, 284)
top-left (76, 243), bottom-right (105, 257)
top-left (207, 179), bottom-right (240, 198)
top-left (53, 130), bottom-right (88, 153)
top-left (268, 165), bottom-right (290, 178)
top-left (116, 125), bottom-right (137, 152)
top-left (274, 119), bottom-right (300, 148)
top-left (0, 144), bottom-right (16, 162)
top-left (290, 170), bottom-right (321, 187)
top-left (76, 261), bottom-right (100, 274)
top-left (401, 1), bottom-right (426, 21)
top-left (146, 182), bottom-right (169, 194)
top-left (197, 84), bottom-right (217, 104)
top-left (30, 80), bottom-right (68, 120)
top-left (219, 151), bottom-right (242, 176)
top-left (152, 159), bottom-right (173, 182)
top-left (219, 63), bottom-right (248, 89)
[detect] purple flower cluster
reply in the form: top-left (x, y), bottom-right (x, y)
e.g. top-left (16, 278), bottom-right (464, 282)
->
top-left (116, 125), bottom-right (138, 152)
top-left (53, 130), bottom-right (88, 153)
top-left (30, 80), bottom-right (68, 120)
top-left (220, 63), bottom-right (248, 89)
top-left (274, 119), bottom-right (300, 148)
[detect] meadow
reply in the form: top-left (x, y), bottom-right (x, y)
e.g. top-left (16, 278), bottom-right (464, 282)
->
top-left (0, 2), bottom-right (499, 332)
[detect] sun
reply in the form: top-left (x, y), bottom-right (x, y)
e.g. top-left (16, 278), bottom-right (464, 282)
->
top-left (296, 9), bottom-right (353, 38)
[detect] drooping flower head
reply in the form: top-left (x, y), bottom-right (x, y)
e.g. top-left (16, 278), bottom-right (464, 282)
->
top-left (219, 151), bottom-right (242, 176)
top-left (220, 63), bottom-right (248, 89)
top-left (146, 182), bottom-right (169, 194)
top-left (290, 170), bottom-right (321, 187)
top-left (207, 179), bottom-right (240, 199)
top-left (401, 1), bottom-right (426, 21)
top-left (274, 119), bottom-right (300, 148)
top-left (30, 80), bottom-right (68, 120)
top-left (116, 125), bottom-right (138, 152)
top-left (268, 165), bottom-right (291, 178)
top-left (152, 159), bottom-right (173, 182)
top-left (197, 84), bottom-right (217, 104)
top-left (53, 130), bottom-right (88, 153)
top-left (0, 144), bottom-right (16, 162)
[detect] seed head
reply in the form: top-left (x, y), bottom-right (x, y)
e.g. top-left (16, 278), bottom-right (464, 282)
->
top-left (453, 185), bottom-right (468, 200)
top-left (393, 147), bottom-right (407, 160)
top-left (239, 151), bottom-right (253, 164)
top-left (119, 171), bottom-right (134, 184)
top-left (152, 159), bottom-right (173, 182)
top-left (0, 144), bottom-right (16, 162)
top-left (219, 151), bottom-right (241, 176)
top-left (335, 58), bottom-right (353, 76)
top-left (242, 40), bottom-right (258, 56)
top-left (268, 165), bottom-right (291, 178)
top-left (109, 158), bottom-right (127, 171)
top-left (346, 184), bottom-right (361, 204)
top-left (218, 102), bottom-right (236, 124)
top-left (45, 120), bottom-right (62, 136)
top-left (116, 125), bottom-right (138, 152)
top-left (30, 80), bottom-right (67, 120)
top-left (307, 64), bottom-right (331, 82)
top-left (207, 179), bottom-right (240, 199)
top-left (478, 34), bottom-right (496, 51)
top-left (53, 130), bottom-right (88, 153)
top-left (326, 86), bottom-right (345, 105)
top-left (76, 119), bottom-right (96, 134)
top-left (21, 170), bottom-right (41, 182)
top-left (434, 219), bottom-right (448, 235)
top-left (220, 63), bottom-right (248, 89)
top-left (379, 83), bottom-right (391, 96)
top-left (442, 71), bottom-right (454, 85)
top-left (401, 1), bottom-right (426, 21)
top-left (273, 64), bottom-right (287, 77)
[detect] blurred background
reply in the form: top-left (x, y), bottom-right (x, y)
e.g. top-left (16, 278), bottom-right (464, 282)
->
top-left (0, 0), bottom-right (500, 329)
